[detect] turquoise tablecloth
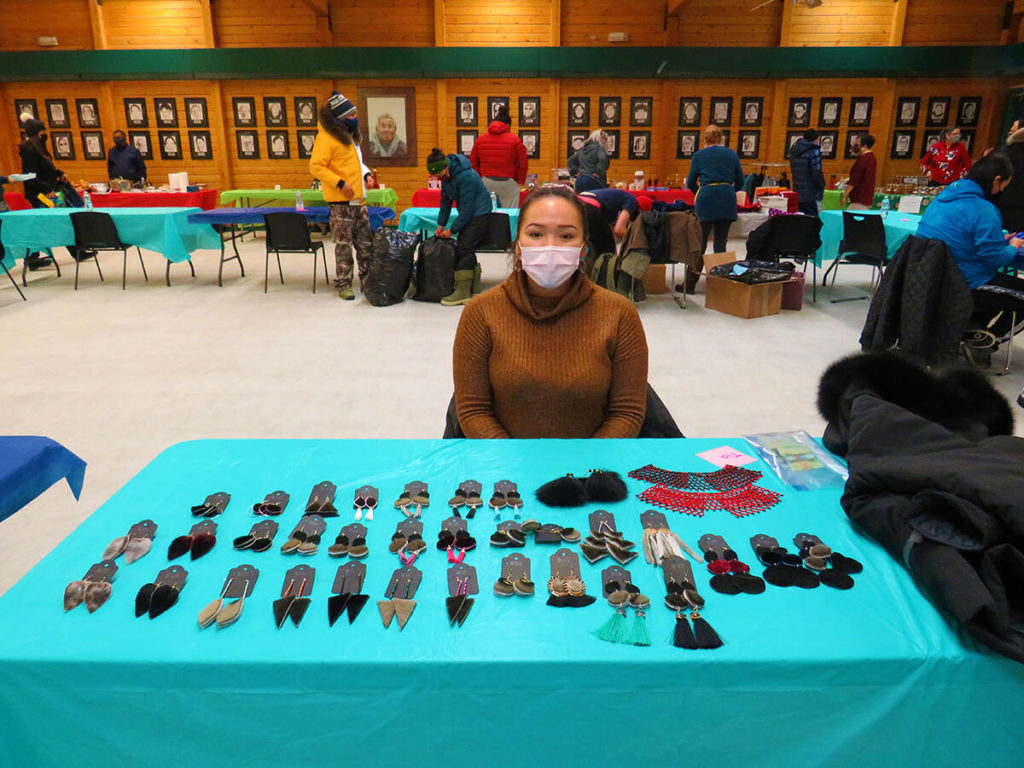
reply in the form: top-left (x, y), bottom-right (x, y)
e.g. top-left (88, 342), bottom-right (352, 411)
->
top-left (0, 207), bottom-right (220, 269)
top-left (398, 206), bottom-right (519, 237)
top-left (0, 437), bottom-right (1020, 767)
top-left (816, 209), bottom-right (921, 266)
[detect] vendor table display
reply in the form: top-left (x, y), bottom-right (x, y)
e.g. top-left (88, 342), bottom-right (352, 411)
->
top-left (0, 437), bottom-right (1019, 768)
top-left (411, 188), bottom-right (531, 208)
top-left (4, 189), bottom-right (219, 211)
top-left (220, 188), bottom-right (399, 211)
top-left (0, 436), bottom-right (86, 524)
top-left (398, 207), bottom-right (519, 238)
top-left (815, 210), bottom-right (920, 266)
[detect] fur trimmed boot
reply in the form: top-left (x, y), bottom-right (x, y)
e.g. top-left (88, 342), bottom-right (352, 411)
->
top-left (441, 270), bottom-right (475, 306)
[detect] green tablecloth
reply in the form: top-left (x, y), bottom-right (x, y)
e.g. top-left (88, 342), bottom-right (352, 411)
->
top-left (220, 188), bottom-right (399, 210)
top-left (816, 209), bottom-right (921, 266)
top-left (821, 189), bottom-right (936, 213)
top-left (1, 437), bottom-right (1021, 768)
top-left (0, 207), bottom-right (220, 268)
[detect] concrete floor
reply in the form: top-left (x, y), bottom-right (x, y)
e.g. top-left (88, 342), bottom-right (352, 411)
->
top-left (2, 232), bottom-right (1022, 596)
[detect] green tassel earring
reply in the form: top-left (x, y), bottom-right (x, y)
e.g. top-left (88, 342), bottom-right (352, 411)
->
top-left (629, 607), bottom-right (651, 646)
top-left (592, 606), bottom-right (629, 644)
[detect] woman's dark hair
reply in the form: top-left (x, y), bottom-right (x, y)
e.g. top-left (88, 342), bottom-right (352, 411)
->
top-left (859, 134), bottom-right (875, 149)
top-left (318, 102), bottom-right (357, 145)
top-left (494, 105), bottom-right (511, 125)
top-left (515, 186), bottom-right (589, 243)
top-left (967, 151), bottom-right (1014, 197)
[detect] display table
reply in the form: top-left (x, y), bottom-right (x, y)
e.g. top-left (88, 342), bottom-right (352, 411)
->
top-left (0, 436), bottom-right (86, 524)
top-left (816, 210), bottom-right (920, 266)
top-left (398, 207), bottom-right (519, 238)
top-left (411, 187), bottom-right (531, 207)
top-left (0, 437), bottom-right (1020, 768)
top-left (629, 188), bottom-right (695, 205)
top-left (821, 190), bottom-right (937, 213)
top-left (4, 189), bottom-right (219, 211)
top-left (220, 188), bottom-right (399, 211)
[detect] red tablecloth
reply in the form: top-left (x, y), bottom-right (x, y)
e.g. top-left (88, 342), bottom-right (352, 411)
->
top-left (3, 189), bottom-right (219, 211)
top-left (410, 188), bottom-right (532, 207)
top-left (627, 188), bottom-right (695, 205)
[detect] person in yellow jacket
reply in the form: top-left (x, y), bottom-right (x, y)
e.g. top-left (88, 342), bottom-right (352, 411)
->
top-left (310, 92), bottom-right (372, 300)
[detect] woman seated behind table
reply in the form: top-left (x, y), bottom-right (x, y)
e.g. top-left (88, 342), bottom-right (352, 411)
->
top-left (452, 186), bottom-right (648, 438)
top-left (917, 151), bottom-right (1024, 344)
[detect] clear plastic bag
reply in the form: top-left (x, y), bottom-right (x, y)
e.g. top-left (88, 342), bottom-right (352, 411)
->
top-left (743, 430), bottom-right (848, 490)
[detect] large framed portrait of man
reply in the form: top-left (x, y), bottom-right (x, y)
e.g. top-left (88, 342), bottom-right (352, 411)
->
top-left (359, 86), bottom-right (417, 167)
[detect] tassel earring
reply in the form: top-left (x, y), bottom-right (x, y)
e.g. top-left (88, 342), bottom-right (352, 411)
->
top-left (627, 591), bottom-right (652, 646)
top-left (535, 474), bottom-right (587, 507)
top-left (593, 581), bottom-right (630, 644)
top-left (673, 611), bottom-right (698, 649)
top-left (690, 609), bottom-right (724, 649)
top-left (583, 470), bottom-right (628, 502)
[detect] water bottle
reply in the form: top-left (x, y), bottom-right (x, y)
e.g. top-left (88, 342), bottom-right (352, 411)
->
top-left (880, 196), bottom-right (890, 219)
top-left (490, 191), bottom-right (498, 210)
top-left (295, 190), bottom-right (304, 210)
top-left (83, 191), bottom-right (93, 209)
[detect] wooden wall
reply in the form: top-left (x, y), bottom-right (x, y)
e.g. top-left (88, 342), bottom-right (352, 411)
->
top-left (784, 0), bottom-right (899, 47)
top-left (213, 0), bottom-right (321, 48)
top-left (903, 0), bottom-right (1010, 46)
top-left (0, 0), bottom-right (94, 51)
top-left (442, 0), bottom-right (554, 46)
top-left (100, 0), bottom-right (212, 49)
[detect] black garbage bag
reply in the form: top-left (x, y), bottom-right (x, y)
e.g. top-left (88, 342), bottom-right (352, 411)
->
top-left (709, 259), bottom-right (794, 284)
top-left (413, 236), bottom-right (457, 302)
top-left (363, 228), bottom-right (419, 307)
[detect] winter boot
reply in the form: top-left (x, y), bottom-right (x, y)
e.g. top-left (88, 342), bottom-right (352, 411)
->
top-left (472, 263), bottom-right (482, 294)
top-left (441, 270), bottom-right (475, 306)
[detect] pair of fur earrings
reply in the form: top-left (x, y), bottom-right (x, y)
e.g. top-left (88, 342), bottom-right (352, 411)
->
top-left (535, 470), bottom-right (628, 508)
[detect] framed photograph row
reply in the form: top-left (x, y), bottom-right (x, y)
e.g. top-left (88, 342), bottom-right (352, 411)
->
top-left (565, 130), bottom-right (653, 160)
top-left (233, 130), bottom-right (319, 160)
top-left (892, 129), bottom-right (975, 159)
top-left (456, 97), bottom-right (541, 127)
top-left (229, 97), bottom-right (317, 128)
top-left (566, 97), bottom-right (655, 128)
top-left (895, 96), bottom-right (980, 127)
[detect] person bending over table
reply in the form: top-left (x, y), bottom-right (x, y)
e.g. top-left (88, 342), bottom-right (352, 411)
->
top-left (427, 148), bottom-right (493, 306)
top-left (917, 152), bottom-right (1024, 360)
top-left (568, 130), bottom-right (610, 193)
top-left (452, 186), bottom-right (648, 438)
top-left (578, 187), bottom-right (640, 241)
top-left (470, 105), bottom-right (528, 209)
top-left (310, 92), bottom-right (373, 301)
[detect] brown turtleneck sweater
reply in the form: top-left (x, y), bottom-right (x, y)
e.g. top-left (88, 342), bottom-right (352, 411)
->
top-left (453, 270), bottom-right (648, 438)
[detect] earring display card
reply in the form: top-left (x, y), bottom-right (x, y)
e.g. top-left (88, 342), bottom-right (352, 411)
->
top-left (154, 565), bottom-right (188, 590)
top-left (404, 480), bottom-right (428, 499)
top-left (588, 510), bottom-right (617, 532)
top-left (549, 548), bottom-right (582, 579)
top-left (396, 519), bottom-right (423, 538)
top-left (496, 520), bottom-right (523, 535)
top-left (332, 562), bottom-right (366, 594)
top-left (501, 553), bottom-right (531, 582)
top-left (601, 565), bottom-right (633, 591)
top-left (127, 519), bottom-right (158, 541)
top-left (639, 509), bottom-right (670, 531)
top-left (340, 523), bottom-right (367, 542)
top-left (282, 565), bottom-right (315, 597)
top-left (446, 563), bottom-right (479, 596)
top-left (535, 523), bottom-right (564, 543)
top-left (458, 479), bottom-right (482, 498)
top-left (223, 565), bottom-right (259, 598)
top-left (493, 479), bottom-right (518, 498)
top-left (82, 560), bottom-right (118, 583)
top-left (440, 516), bottom-right (468, 535)
top-left (192, 492), bottom-right (230, 517)
top-left (293, 515), bottom-right (327, 538)
top-left (304, 482), bottom-right (338, 515)
top-left (253, 490), bottom-right (289, 515)
top-left (697, 533), bottom-right (730, 560)
top-left (353, 485), bottom-right (378, 505)
top-left (660, 555), bottom-right (696, 591)
top-left (386, 565), bottom-right (422, 598)
top-left (188, 519), bottom-right (218, 538)
top-left (750, 533), bottom-right (782, 556)
top-left (246, 520), bottom-right (278, 541)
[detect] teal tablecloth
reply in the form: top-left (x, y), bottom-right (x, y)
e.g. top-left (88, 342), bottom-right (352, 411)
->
top-left (0, 207), bottom-right (220, 269)
top-left (398, 206), bottom-right (519, 237)
top-left (816, 209), bottom-right (921, 266)
top-left (0, 438), bottom-right (1020, 767)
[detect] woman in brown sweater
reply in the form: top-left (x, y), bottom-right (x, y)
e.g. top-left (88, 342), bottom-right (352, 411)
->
top-left (452, 186), bottom-right (648, 438)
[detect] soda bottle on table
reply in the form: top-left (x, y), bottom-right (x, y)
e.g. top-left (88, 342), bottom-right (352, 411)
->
top-left (295, 190), bottom-right (304, 210)
top-left (880, 196), bottom-right (890, 219)
top-left (83, 191), bottom-right (93, 209)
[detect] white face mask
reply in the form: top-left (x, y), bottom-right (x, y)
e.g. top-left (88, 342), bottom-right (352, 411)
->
top-left (519, 245), bottom-right (583, 289)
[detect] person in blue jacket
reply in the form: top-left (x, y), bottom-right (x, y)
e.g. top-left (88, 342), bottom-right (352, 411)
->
top-left (686, 124), bottom-right (745, 272)
top-left (427, 148), bottom-right (493, 306)
top-left (918, 151), bottom-right (1024, 349)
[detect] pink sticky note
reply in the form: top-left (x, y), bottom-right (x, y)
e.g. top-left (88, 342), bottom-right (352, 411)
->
top-left (695, 445), bottom-right (757, 469)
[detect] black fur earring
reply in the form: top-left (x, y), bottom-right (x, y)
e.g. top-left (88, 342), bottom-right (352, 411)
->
top-left (535, 474), bottom-right (588, 507)
top-left (583, 470), bottom-right (627, 502)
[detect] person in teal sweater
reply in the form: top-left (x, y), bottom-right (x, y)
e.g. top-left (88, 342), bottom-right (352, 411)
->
top-left (686, 124), bottom-right (745, 262)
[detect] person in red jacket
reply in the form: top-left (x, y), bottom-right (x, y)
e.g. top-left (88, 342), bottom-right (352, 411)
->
top-left (921, 127), bottom-right (972, 187)
top-left (469, 106), bottom-right (528, 208)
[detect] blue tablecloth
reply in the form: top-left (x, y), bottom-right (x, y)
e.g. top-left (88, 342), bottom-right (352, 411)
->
top-left (0, 207), bottom-right (221, 269)
top-left (398, 206), bottom-right (519, 237)
top-left (188, 206), bottom-right (396, 230)
top-left (0, 438), bottom-right (1020, 767)
top-left (816, 210), bottom-right (920, 266)
top-left (0, 436), bottom-right (86, 523)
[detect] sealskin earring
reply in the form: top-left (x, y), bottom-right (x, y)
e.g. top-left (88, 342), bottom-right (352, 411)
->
top-left (198, 579), bottom-right (233, 629)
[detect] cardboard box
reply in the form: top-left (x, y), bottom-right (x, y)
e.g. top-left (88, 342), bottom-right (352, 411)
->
top-left (642, 263), bottom-right (669, 294)
top-left (705, 276), bottom-right (784, 318)
top-left (702, 251), bottom-right (738, 273)
top-left (781, 272), bottom-right (805, 311)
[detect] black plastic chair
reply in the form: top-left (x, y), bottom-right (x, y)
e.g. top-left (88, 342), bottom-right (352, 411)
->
top-left (0, 221), bottom-right (26, 301)
top-left (263, 212), bottom-right (328, 294)
top-left (476, 212), bottom-right (512, 252)
top-left (69, 211), bottom-right (148, 290)
top-left (768, 214), bottom-right (823, 301)
top-left (822, 211), bottom-right (887, 302)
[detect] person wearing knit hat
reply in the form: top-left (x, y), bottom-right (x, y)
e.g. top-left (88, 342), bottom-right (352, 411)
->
top-left (427, 147), bottom-right (493, 306)
top-left (310, 92), bottom-right (373, 300)
top-left (469, 104), bottom-right (528, 210)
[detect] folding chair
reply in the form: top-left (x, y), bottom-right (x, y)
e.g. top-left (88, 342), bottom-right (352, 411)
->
top-left (263, 212), bottom-right (328, 293)
top-left (69, 211), bottom-right (148, 290)
top-left (822, 211), bottom-right (887, 302)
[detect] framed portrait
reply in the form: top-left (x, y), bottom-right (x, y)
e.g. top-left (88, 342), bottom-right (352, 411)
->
top-left (360, 86), bottom-right (418, 167)
top-left (891, 130), bottom-right (916, 160)
top-left (599, 97), bottom-right (621, 127)
top-left (958, 97), bottom-right (981, 127)
top-left (154, 98), bottom-right (178, 128)
top-left (783, 131), bottom-right (803, 159)
top-left (628, 130), bottom-right (651, 160)
top-left (818, 130), bottom-right (839, 160)
top-left (710, 97), bottom-right (732, 126)
top-left (45, 99), bottom-right (69, 128)
top-left (721, 129), bottom-right (731, 148)
top-left (457, 129), bottom-right (477, 157)
top-left (129, 131), bottom-right (152, 160)
top-left (849, 97), bottom-right (873, 127)
top-left (844, 131), bottom-right (869, 159)
top-left (236, 130), bottom-right (259, 160)
top-left (818, 98), bottom-right (842, 128)
top-left (232, 97), bottom-right (256, 127)
top-left (123, 98), bottom-right (148, 128)
top-left (568, 97), bottom-right (590, 127)
top-left (896, 97), bottom-right (920, 127)
top-left (266, 130), bottom-right (289, 159)
top-left (80, 130), bottom-right (104, 160)
top-left (189, 130), bottom-right (212, 160)
top-left (738, 130), bottom-right (760, 159)
top-left (487, 96), bottom-right (510, 123)
top-left (740, 97), bottom-right (763, 127)
top-left (922, 132), bottom-right (941, 156)
top-left (630, 97), bottom-right (653, 127)
top-left (14, 98), bottom-right (38, 121)
top-left (264, 97), bottom-right (287, 127)
top-left (926, 97), bottom-right (951, 128)
top-left (677, 130), bottom-right (700, 159)
top-left (456, 97), bottom-right (478, 127)
top-left (185, 98), bottom-right (208, 128)
top-left (518, 97), bottom-right (540, 127)
top-left (294, 97), bottom-right (317, 127)
top-left (51, 131), bottom-right (75, 161)
top-left (960, 129), bottom-right (976, 155)
top-left (567, 130), bottom-right (588, 158)
top-left (297, 129), bottom-right (317, 159)
top-left (788, 97), bottom-right (811, 128)
top-left (604, 129), bottom-right (620, 160)
top-left (520, 129), bottom-right (540, 159)
top-left (76, 98), bottom-right (100, 128)
top-left (679, 98), bottom-right (702, 127)
top-left (157, 130), bottom-right (182, 160)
